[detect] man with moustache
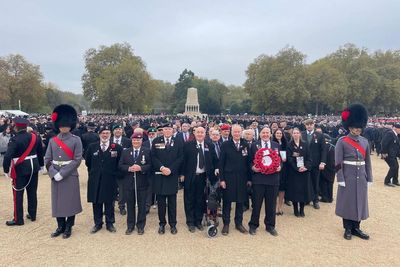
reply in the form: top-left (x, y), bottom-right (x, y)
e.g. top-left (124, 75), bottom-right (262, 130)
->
top-left (181, 127), bottom-right (218, 233)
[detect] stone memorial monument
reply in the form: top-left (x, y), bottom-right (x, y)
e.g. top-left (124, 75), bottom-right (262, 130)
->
top-left (183, 87), bottom-right (202, 117)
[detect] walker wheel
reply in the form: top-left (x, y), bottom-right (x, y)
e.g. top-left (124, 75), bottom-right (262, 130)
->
top-left (207, 225), bottom-right (218, 238)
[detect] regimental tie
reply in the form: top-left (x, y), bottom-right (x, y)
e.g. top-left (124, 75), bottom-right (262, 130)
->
top-left (101, 143), bottom-right (107, 152)
top-left (307, 132), bottom-right (312, 143)
top-left (134, 149), bottom-right (139, 160)
top-left (166, 138), bottom-right (171, 148)
top-left (236, 142), bottom-right (240, 151)
top-left (214, 142), bottom-right (220, 158)
top-left (198, 144), bottom-right (205, 169)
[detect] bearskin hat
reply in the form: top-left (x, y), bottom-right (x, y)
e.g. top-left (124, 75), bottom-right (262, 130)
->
top-left (341, 103), bottom-right (368, 130)
top-left (51, 104), bottom-right (77, 133)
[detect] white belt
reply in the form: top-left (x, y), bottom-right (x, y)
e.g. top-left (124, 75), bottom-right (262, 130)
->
top-left (13, 154), bottom-right (37, 164)
top-left (52, 160), bottom-right (72, 166)
top-left (343, 161), bottom-right (365, 166)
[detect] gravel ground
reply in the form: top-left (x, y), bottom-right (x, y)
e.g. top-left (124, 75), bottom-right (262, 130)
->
top-left (0, 155), bottom-right (399, 266)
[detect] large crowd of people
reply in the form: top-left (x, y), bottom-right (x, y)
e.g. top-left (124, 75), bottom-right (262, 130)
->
top-left (1, 104), bottom-right (399, 241)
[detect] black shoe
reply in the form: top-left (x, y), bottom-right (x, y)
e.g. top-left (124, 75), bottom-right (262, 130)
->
top-left (249, 227), bottom-right (256, 235)
top-left (51, 227), bottom-right (65, 238)
top-left (313, 202), bottom-right (320, 209)
top-left (158, 225), bottom-right (165, 235)
top-left (351, 228), bottom-right (369, 240)
top-left (146, 209), bottom-right (150, 214)
top-left (221, 224), bottom-right (229, 236)
top-left (137, 228), bottom-right (144, 235)
top-left (90, 225), bottom-right (102, 234)
top-left (26, 214), bottom-right (36, 222)
top-left (393, 182), bottom-right (400, 186)
top-left (106, 224), bottom-right (116, 233)
top-left (300, 211), bottom-right (305, 217)
top-left (284, 200), bottom-right (292, 206)
top-left (344, 229), bottom-right (352, 240)
top-left (385, 182), bottom-right (396, 187)
top-left (120, 208), bottom-right (127, 215)
top-left (171, 226), bottom-right (178, 235)
top-left (125, 227), bottom-right (134, 235)
top-left (188, 225), bottom-right (195, 233)
top-left (195, 224), bottom-right (204, 231)
top-left (293, 207), bottom-right (300, 217)
top-left (319, 198), bottom-right (330, 203)
top-left (235, 224), bottom-right (248, 234)
top-left (63, 227), bottom-right (72, 239)
top-left (6, 220), bottom-right (24, 226)
top-left (266, 228), bottom-right (278, 237)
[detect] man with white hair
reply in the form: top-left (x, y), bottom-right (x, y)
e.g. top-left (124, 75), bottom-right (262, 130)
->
top-left (219, 124), bottom-right (251, 235)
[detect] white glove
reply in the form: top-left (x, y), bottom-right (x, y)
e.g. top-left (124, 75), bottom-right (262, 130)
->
top-left (368, 182), bottom-right (373, 187)
top-left (338, 182), bottom-right (346, 187)
top-left (54, 173), bottom-right (63, 182)
top-left (214, 169), bottom-right (219, 176)
top-left (39, 167), bottom-right (46, 175)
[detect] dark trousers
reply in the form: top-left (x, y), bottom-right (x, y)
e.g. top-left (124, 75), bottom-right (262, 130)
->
top-left (184, 174), bottom-right (206, 226)
top-left (145, 176), bottom-right (155, 211)
top-left (157, 194), bottom-right (177, 227)
top-left (117, 179), bottom-right (126, 210)
top-left (319, 178), bottom-right (334, 202)
top-left (310, 167), bottom-right (320, 203)
top-left (343, 219), bottom-right (360, 230)
top-left (56, 216), bottom-right (75, 230)
top-left (13, 173), bottom-right (38, 224)
top-left (127, 189), bottom-right (147, 229)
top-left (384, 157), bottom-right (399, 184)
top-left (249, 184), bottom-right (279, 230)
top-left (92, 202), bottom-right (115, 227)
top-left (222, 199), bottom-right (243, 226)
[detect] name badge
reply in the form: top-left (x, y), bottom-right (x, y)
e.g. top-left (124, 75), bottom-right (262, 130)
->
top-left (155, 143), bottom-right (165, 149)
top-left (280, 151), bottom-right (287, 161)
top-left (204, 148), bottom-right (209, 152)
top-left (111, 151), bottom-right (118, 157)
top-left (296, 156), bottom-right (304, 168)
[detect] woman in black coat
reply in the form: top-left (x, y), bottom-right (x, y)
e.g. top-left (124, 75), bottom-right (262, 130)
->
top-left (285, 128), bottom-right (313, 217)
top-left (273, 128), bottom-right (288, 215)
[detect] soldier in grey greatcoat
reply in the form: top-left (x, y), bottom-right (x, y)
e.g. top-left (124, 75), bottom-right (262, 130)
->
top-left (45, 104), bottom-right (83, 239)
top-left (335, 103), bottom-right (372, 240)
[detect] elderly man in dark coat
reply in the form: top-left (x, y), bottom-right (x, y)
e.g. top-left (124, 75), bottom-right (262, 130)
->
top-left (219, 124), bottom-right (251, 235)
top-left (86, 126), bottom-right (122, 234)
top-left (335, 103), bottom-right (373, 240)
top-left (151, 122), bottom-right (184, 235)
top-left (45, 105), bottom-right (83, 239)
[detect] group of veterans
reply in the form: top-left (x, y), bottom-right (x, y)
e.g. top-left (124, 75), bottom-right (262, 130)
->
top-left (2, 102), bottom-right (395, 241)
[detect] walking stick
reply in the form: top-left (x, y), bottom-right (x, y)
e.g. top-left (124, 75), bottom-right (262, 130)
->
top-left (134, 171), bottom-right (138, 208)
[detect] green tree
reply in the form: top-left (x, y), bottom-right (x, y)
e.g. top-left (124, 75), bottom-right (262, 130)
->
top-left (245, 47), bottom-right (309, 114)
top-left (82, 43), bottom-right (155, 114)
top-left (0, 54), bottom-right (47, 112)
top-left (172, 69), bottom-right (194, 113)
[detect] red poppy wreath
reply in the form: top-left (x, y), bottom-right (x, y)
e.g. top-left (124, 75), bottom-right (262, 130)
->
top-left (253, 148), bottom-right (281, 175)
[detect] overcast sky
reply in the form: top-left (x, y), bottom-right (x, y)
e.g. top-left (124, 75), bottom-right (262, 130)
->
top-left (1, 0), bottom-right (399, 93)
